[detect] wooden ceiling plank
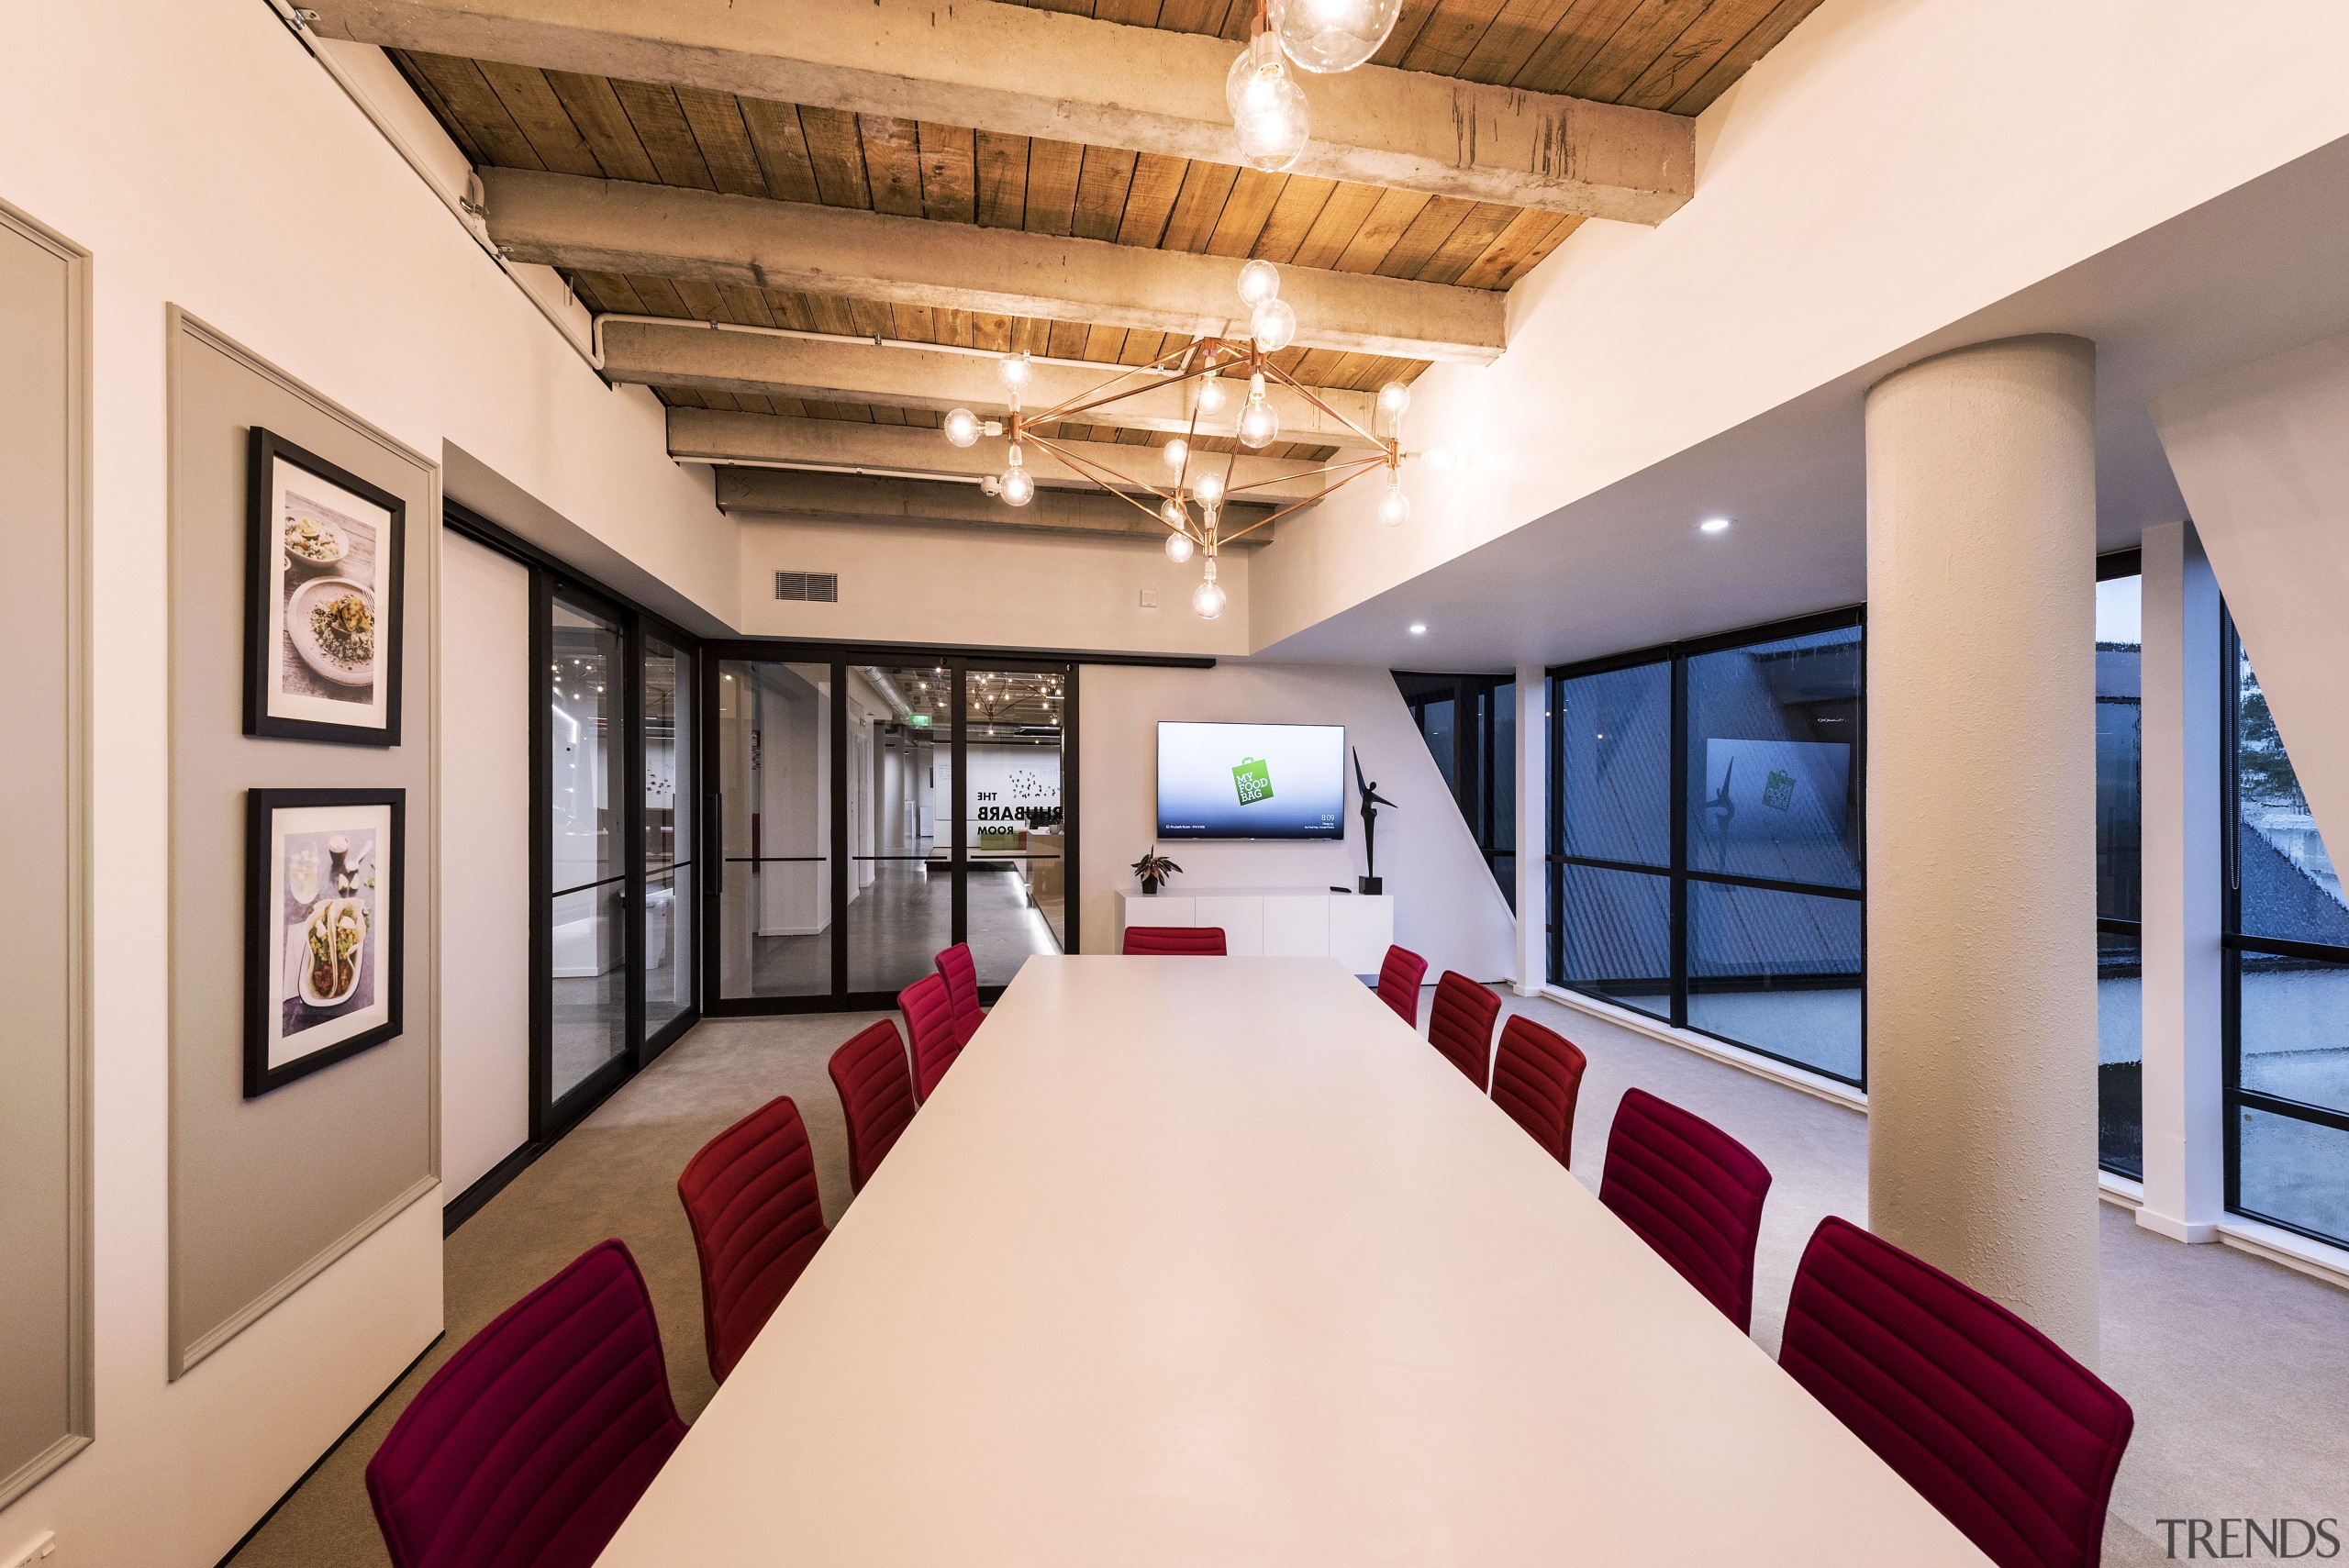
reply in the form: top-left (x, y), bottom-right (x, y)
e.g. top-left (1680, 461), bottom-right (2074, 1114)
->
top-left (1456, 0), bottom-right (1585, 85)
top-left (1561, 0), bottom-right (1711, 101)
top-left (1617, 0), bottom-right (1777, 109)
top-left (542, 69), bottom-right (661, 182)
top-left (871, 406), bottom-right (910, 426)
top-left (859, 114), bottom-right (928, 217)
top-left (804, 294), bottom-right (864, 335)
top-left (1046, 318), bottom-right (1092, 358)
top-left (475, 61), bottom-right (604, 176)
top-left (970, 313), bottom-right (1015, 351)
top-left (674, 87), bottom-right (771, 196)
top-left (796, 106), bottom-right (874, 208)
top-left (1153, 0), bottom-right (1236, 33)
top-left (918, 121), bottom-right (979, 223)
top-left (1203, 168), bottom-right (1286, 259)
top-left (1506, 0), bottom-right (1646, 94)
top-left (573, 270), bottom-right (644, 312)
top-left (933, 307), bottom-right (976, 348)
top-left (738, 97), bottom-right (824, 204)
top-left (624, 273), bottom-right (696, 317)
top-left (1073, 145), bottom-right (1141, 242)
top-left (1415, 201), bottom-right (1520, 284)
top-left (974, 130), bottom-right (1030, 228)
top-left (1331, 186), bottom-right (1432, 272)
top-left (891, 303), bottom-right (939, 341)
top-left (718, 283), bottom-right (779, 328)
top-left (1114, 153), bottom-right (1188, 247)
top-left (1451, 206), bottom-right (1558, 287)
top-left (1160, 160), bottom-right (1241, 254)
top-left (406, 52), bottom-right (544, 169)
top-left (670, 278), bottom-right (731, 321)
top-left (1665, 0), bottom-right (1822, 114)
top-left (1011, 317), bottom-right (1054, 354)
top-left (1375, 195), bottom-right (1475, 279)
top-left (1287, 182), bottom-right (1386, 271)
top-left (1024, 138), bottom-right (1085, 236)
top-left (387, 51), bottom-right (487, 164)
top-left (765, 291), bottom-right (817, 330)
top-left (1493, 212), bottom-right (1584, 284)
top-left (1248, 175), bottom-right (1336, 263)
top-left (1118, 329), bottom-right (1172, 365)
top-left (1081, 323), bottom-right (1131, 361)
top-left (1397, 0), bottom-right (1509, 78)
top-left (1371, 0), bottom-right (1449, 67)
top-left (608, 80), bottom-right (719, 190)
top-left (1091, 0), bottom-right (1165, 23)
top-left (845, 296), bottom-right (896, 337)
top-left (1286, 348), bottom-right (1352, 386)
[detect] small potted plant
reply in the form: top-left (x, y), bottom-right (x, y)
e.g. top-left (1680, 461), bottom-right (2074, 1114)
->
top-left (1130, 850), bottom-right (1183, 895)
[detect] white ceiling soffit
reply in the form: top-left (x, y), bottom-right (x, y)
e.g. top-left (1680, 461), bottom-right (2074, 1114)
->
top-left (1262, 129), bottom-right (2349, 673)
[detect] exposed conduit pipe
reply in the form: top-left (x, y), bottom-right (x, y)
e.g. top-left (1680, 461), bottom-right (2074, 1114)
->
top-left (591, 313), bottom-right (1186, 379)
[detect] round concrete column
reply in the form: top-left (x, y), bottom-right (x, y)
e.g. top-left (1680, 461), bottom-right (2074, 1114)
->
top-left (1864, 334), bottom-right (2101, 1364)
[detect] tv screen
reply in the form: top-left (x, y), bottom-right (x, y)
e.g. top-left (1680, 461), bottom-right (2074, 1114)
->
top-left (1156, 721), bottom-right (1346, 840)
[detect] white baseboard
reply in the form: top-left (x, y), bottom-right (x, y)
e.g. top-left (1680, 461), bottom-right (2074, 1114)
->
top-left (2217, 1218), bottom-right (2349, 1294)
top-left (1537, 985), bottom-right (1868, 1111)
top-left (2098, 1172), bottom-right (2145, 1211)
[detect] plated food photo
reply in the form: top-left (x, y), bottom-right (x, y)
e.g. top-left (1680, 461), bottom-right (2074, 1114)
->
top-left (283, 509), bottom-right (347, 569)
top-left (286, 577), bottom-right (376, 687)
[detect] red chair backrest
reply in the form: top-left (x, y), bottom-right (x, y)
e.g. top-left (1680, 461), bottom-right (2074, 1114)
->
top-left (1598, 1087), bottom-right (1772, 1332)
top-left (1123, 925), bottom-right (1227, 955)
top-left (1781, 1217), bottom-right (2134, 1568)
top-left (365, 1240), bottom-right (686, 1568)
top-left (828, 1019), bottom-right (916, 1193)
top-left (1375, 944), bottom-right (1430, 1026)
top-left (1427, 971), bottom-right (1502, 1090)
top-left (1489, 1014), bottom-right (1588, 1167)
top-left (933, 941), bottom-right (985, 1046)
top-left (899, 973), bottom-right (961, 1100)
top-left (676, 1095), bottom-right (829, 1384)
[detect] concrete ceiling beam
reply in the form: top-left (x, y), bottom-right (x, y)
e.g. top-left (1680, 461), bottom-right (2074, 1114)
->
top-left (602, 320), bottom-right (1385, 449)
top-left (484, 170), bottom-right (1506, 363)
top-left (717, 467), bottom-right (1275, 546)
top-left (311, 0), bottom-right (1692, 221)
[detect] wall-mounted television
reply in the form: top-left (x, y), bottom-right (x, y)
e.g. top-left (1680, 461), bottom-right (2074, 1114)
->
top-left (1156, 720), bottom-right (1346, 840)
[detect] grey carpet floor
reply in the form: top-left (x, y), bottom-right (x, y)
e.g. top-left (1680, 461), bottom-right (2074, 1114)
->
top-left (228, 988), bottom-right (2349, 1567)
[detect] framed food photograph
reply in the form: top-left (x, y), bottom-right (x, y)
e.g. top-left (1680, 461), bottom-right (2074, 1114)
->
top-left (244, 788), bottom-right (405, 1097)
top-left (243, 427), bottom-right (405, 745)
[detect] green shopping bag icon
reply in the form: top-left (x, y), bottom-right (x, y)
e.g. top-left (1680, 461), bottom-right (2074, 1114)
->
top-left (1231, 755), bottom-right (1275, 806)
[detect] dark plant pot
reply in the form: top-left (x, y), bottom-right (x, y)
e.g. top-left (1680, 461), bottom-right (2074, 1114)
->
top-left (1141, 878), bottom-right (1163, 895)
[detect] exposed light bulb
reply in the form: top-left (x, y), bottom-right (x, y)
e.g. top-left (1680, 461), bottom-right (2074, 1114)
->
top-left (1163, 436), bottom-right (1190, 470)
top-left (1195, 370), bottom-right (1228, 416)
top-left (1270, 0), bottom-right (1403, 73)
top-left (1159, 496), bottom-right (1188, 528)
top-left (1234, 72), bottom-right (1309, 172)
top-left (1239, 377), bottom-right (1279, 449)
top-left (943, 407), bottom-right (981, 448)
top-left (1250, 296), bottom-right (1297, 353)
top-left (999, 444), bottom-right (1034, 506)
top-left (1377, 474), bottom-right (1410, 527)
top-left (1225, 30), bottom-right (1285, 117)
top-left (1193, 470), bottom-right (1225, 505)
top-left (1164, 528), bottom-right (1195, 564)
top-left (998, 351), bottom-right (1032, 393)
top-left (1376, 380), bottom-right (1410, 418)
top-left (1237, 259), bottom-right (1281, 308)
top-left (1194, 559), bottom-right (1226, 619)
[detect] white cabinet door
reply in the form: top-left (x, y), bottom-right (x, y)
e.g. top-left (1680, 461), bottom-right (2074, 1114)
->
top-left (1262, 895), bottom-right (1331, 957)
top-left (1327, 895), bottom-right (1395, 973)
top-left (1193, 895), bottom-right (1265, 956)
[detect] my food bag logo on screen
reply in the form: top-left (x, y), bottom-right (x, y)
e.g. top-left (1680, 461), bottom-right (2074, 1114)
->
top-left (1231, 755), bottom-right (1275, 806)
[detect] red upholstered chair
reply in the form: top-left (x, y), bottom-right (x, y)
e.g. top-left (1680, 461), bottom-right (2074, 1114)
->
top-left (1427, 971), bottom-right (1503, 1090)
top-left (1780, 1218), bottom-right (2134, 1568)
top-left (1375, 944), bottom-right (1430, 1026)
top-left (1122, 925), bottom-right (1227, 955)
top-left (1598, 1087), bottom-right (1772, 1332)
top-left (365, 1240), bottom-right (686, 1568)
top-left (933, 941), bottom-right (986, 1047)
top-left (676, 1095), bottom-right (829, 1384)
top-left (899, 972), bottom-right (961, 1101)
top-left (1489, 1014), bottom-right (1588, 1168)
top-left (828, 1019), bottom-right (916, 1192)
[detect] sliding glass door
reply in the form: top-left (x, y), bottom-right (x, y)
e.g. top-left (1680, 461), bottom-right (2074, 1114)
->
top-left (546, 589), bottom-right (629, 1109)
top-left (705, 646), bottom-right (1076, 1013)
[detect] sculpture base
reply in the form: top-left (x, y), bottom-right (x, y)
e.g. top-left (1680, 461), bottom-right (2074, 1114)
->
top-left (1357, 876), bottom-right (1383, 895)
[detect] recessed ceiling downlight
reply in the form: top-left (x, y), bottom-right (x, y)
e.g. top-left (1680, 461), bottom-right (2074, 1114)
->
top-left (1700, 517), bottom-right (1732, 534)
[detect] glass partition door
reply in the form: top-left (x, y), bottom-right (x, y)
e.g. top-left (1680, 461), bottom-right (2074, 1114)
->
top-left (966, 666), bottom-right (1068, 986)
top-left (545, 592), bottom-right (629, 1115)
top-left (643, 636), bottom-right (695, 1045)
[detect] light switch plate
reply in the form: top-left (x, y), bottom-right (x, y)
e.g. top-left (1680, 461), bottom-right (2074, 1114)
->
top-left (1139, 588), bottom-right (1159, 608)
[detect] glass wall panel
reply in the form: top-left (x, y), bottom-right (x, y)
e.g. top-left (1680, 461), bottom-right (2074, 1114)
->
top-left (549, 596), bottom-right (626, 1099)
top-left (1559, 864), bottom-right (1671, 1019)
top-left (644, 637), bottom-right (693, 1039)
top-left (1419, 696), bottom-right (1456, 791)
top-left (1558, 662), bottom-right (1670, 867)
top-left (2099, 929), bottom-right (2143, 1177)
top-left (965, 668), bottom-right (1066, 986)
top-left (2236, 1106), bottom-right (2349, 1243)
top-left (2238, 951), bottom-right (2349, 1118)
top-left (1684, 627), bottom-right (1861, 889)
top-left (718, 660), bottom-right (833, 998)
top-left (1489, 682), bottom-right (1516, 910)
top-left (1686, 882), bottom-right (1863, 1082)
top-left (843, 663), bottom-right (958, 995)
top-left (2097, 571), bottom-right (2143, 1175)
top-left (2234, 640), bottom-right (2349, 948)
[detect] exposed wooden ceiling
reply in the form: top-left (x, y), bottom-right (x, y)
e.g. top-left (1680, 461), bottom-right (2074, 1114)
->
top-left (375, 0), bottom-right (1818, 505)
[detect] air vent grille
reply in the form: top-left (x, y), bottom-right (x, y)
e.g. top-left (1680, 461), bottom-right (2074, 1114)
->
top-left (774, 571), bottom-right (839, 603)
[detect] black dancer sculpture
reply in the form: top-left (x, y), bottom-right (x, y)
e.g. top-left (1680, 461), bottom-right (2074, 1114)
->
top-left (1353, 747), bottom-right (1396, 895)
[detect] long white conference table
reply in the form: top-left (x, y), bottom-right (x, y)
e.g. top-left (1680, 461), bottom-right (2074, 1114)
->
top-left (596, 957), bottom-right (1989, 1566)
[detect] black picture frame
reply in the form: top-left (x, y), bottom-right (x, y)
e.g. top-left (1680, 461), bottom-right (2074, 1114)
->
top-left (244, 427), bottom-right (406, 747)
top-left (244, 787), bottom-right (406, 1097)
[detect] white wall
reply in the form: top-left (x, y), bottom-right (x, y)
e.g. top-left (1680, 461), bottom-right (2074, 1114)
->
top-left (0, 0), bottom-right (743, 1560)
top-left (1251, 0), bottom-right (2349, 649)
top-left (439, 532), bottom-right (532, 1202)
top-left (1077, 662), bottom-right (1514, 984)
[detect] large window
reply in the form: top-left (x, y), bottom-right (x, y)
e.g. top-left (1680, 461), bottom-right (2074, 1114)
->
top-left (2097, 557), bottom-right (2143, 1177)
top-left (1548, 612), bottom-right (1865, 1085)
top-left (2223, 614), bottom-right (2349, 1248)
top-left (1397, 672), bottom-right (1516, 906)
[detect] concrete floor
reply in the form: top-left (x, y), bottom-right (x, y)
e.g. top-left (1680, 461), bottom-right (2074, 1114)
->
top-left (742, 859), bottom-right (1063, 997)
top-left (228, 984), bottom-right (2349, 1567)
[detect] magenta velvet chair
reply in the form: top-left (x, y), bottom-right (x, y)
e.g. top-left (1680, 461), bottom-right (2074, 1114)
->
top-left (677, 1095), bottom-right (829, 1384)
top-left (1598, 1087), bottom-right (1773, 1332)
top-left (1489, 1013), bottom-right (1588, 1168)
top-left (899, 972), bottom-right (962, 1101)
top-left (1122, 925), bottom-right (1227, 955)
top-left (1780, 1217), bottom-right (2134, 1568)
top-left (1375, 944), bottom-right (1430, 1026)
top-left (829, 1018), bottom-right (917, 1193)
top-left (933, 941), bottom-right (987, 1047)
top-left (365, 1240), bottom-right (686, 1568)
top-left (1426, 971), bottom-right (1502, 1090)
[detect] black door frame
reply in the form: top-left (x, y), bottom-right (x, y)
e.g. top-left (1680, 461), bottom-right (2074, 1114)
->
top-left (698, 638), bottom-right (1085, 1016)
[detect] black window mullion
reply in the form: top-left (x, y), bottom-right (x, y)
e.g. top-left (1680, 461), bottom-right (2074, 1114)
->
top-left (1547, 673), bottom-right (1564, 988)
top-left (950, 659), bottom-right (968, 945)
top-left (1669, 653), bottom-right (1689, 1029)
top-left (829, 654), bottom-right (850, 1002)
top-left (623, 612), bottom-right (648, 1066)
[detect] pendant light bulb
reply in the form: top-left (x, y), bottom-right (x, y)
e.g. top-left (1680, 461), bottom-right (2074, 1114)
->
top-left (1237, 259), bottom-right (1281, 308)
top-left (943, 407), bottom-right (981, 448)
top-left (999, 444), bottom-right (1034, 506)
top-left (998, 351), bottom-right (1033, 393)
top-left (1250, 296), bottom-right (1297, 353)
top-left (1225, 29), bottom-right (1285, 117)
top-left (1234, 72), bottom-right (1309, 172)
top-left (1193, 470), bottom-right (1225, 506)
top-left (1163, 436), bottom-right (1190, 471)
top-left (1159, 495), bottom-right (1188, 528)
top-left (1164, 528), bottom-right (1195, 564)
top-left (1269, 0), bottom-right (1404, 74)
top-left (1193, 558), bottom-right (1227, 619)
top-left (1375, 380), bottom-right (1410, 419)
top-left (1376, 472), bottom-right (1410, 528)
top-left (1195, 370), bottom-right (1228, 416)
top-left (1239, 374), bottom-right (1279, 449)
